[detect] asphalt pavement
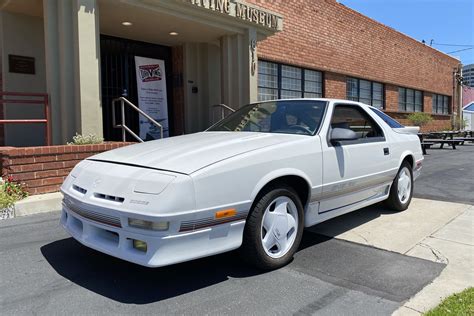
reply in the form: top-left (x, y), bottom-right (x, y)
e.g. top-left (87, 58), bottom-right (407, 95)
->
top-left (3, 141), bottom-right (473, 315)
top-left (414, 143), bottom-right (474, 204)
top-left (1, 211), bottom-right (444, 315)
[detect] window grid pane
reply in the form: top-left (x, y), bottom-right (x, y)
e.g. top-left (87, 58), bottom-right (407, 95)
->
top-left (443, 96), bottom-right (449, 114)
top-left (415, 91), bottom-right (423, 112)
top-left (347, 77), bottom-right (384, 108)
top-left (406, 88), bottom-right (415, 112)
top-left (399, 87), bottom-right (406, 111)
top-left (281, 89), bottom-right (302, 99)
top-left (347, 78), bottom-right (358, 100)
top-left (258, 60), bottom-right (323, 101)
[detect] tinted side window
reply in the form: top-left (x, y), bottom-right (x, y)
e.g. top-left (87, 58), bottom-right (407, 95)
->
top-left (370, 107), bottom-right (404, 128)
top-left (331, 105), bottom-right (384, 139)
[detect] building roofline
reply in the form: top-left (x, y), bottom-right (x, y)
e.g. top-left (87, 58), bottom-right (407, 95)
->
top-left (335, 1), bottom-right (461, 64)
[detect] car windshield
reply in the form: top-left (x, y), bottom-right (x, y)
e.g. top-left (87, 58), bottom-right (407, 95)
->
top-left (208, 100), bottom-right (327, 136)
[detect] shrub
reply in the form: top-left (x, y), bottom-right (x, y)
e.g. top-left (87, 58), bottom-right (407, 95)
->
top-left (407, 112), bottom-right (433, 127)
top-left (67, 133), bottom-right (104, 145)
top-left (0, 175), bottom-right (28, 209)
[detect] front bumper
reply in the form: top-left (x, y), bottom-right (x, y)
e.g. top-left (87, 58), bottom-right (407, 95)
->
top-left (61, 195), bottom-right (249, 267)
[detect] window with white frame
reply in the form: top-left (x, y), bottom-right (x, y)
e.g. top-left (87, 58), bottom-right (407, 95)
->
top-left (432, 94), bottom-right (449, 114)
top-left (258, 61), bottom-right (323, 101)
top-left (399, 87), bottom-right (423, 112)
top-left (346, 77), bottom-right (384, 109)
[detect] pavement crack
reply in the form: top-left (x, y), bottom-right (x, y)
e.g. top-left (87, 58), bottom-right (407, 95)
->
top-left (352, 231), bottom-right (372, 246)
top-left (416, 242), bottom-right (449, 264)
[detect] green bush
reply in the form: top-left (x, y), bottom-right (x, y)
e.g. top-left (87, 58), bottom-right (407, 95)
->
top-left (407, 112), bottom-right (433, 127)
top-left (67, 133), bottom-right (104, 145)
top-left (0, 176), bottom-right (28, 209)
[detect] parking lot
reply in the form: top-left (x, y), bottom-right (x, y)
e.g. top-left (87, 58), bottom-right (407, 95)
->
top-left (414, 144), bottom-right (474, 204)
top-left (0, 144), bottom-right (473, 315)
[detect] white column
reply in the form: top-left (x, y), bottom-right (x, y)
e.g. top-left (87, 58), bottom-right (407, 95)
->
top-left (43, 0), bottom-right (103, 144)
top-left (43, 0), bottom-right (62, 144)
top-left (220, 27), bottom-right (258, 109)
top-left (73, 0), bottom-right (103, 139)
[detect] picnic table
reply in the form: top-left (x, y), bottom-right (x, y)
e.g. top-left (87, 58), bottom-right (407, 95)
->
top-left (428, 131), bottom-right (459, 140)
top-left (460, 130), bottom-right (474, 137)
top-left (418, 132), bottom-right (462, 154)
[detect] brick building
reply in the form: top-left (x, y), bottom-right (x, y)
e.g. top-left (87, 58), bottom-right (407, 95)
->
top-left (0, 0), bottom-right (461, 148)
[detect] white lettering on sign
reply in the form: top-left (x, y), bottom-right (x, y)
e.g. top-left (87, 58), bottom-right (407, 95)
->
top-left (181, 0), bottom-right (281, 30)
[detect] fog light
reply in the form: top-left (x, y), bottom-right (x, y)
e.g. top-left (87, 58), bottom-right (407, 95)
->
top-left (132, 239), bottom-right (147, 252)
top-left (128, 218), bottom-right (169, 231)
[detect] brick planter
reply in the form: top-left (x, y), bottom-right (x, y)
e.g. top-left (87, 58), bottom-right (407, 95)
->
top-left (0, 142), bottom-right (134, 195)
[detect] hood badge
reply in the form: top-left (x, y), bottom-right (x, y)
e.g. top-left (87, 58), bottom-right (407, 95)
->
top-left (92, 178), bottom-right (102, 188)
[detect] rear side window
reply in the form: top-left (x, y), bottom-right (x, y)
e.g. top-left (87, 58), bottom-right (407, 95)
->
top-left (331, 105), bottom-right (384, 139)
top-left (370, 107), bottom-right (404, 128)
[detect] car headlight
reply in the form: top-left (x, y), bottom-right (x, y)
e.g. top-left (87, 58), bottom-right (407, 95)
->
top-left (128, 218), bottom-right (170, 231)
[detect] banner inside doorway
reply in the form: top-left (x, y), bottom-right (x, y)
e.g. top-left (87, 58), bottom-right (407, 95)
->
top-left (135, 56), bottom-right (169, 139)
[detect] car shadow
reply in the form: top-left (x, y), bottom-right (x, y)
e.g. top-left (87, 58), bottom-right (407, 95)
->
top-left (307, 202), bottom-right (396, 238)
top-left (40, 204), bottom-right (394, 305)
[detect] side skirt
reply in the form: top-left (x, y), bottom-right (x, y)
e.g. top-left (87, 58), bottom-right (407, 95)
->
top-left (304, 184), bottom-right (390, 227)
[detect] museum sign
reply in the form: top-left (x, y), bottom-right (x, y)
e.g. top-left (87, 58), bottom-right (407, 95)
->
top-left (181, 0), bottom-right (283, 31)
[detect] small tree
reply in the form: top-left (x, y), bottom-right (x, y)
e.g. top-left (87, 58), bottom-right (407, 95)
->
top-left (407, 112), bottom-right (433, 127)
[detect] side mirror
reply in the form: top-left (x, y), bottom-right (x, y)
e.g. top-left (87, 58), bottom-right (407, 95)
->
top-left (330, 128), bottom-right (358, 143)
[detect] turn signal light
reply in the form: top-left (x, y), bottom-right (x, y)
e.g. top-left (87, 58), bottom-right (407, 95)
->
top-left (215, 208), bottom-right (237, 219)
top-left (128, 218), bottom-right (169, 231)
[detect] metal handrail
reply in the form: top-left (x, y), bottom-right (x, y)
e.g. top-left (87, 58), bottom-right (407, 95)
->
top-left (212, 103), bottom-right (235, 123)
top-left (0, 92), bottom-right (51, 145)
top-left (112, 97), bottom-right (163, 142)
top-left (213, 103), bottom-right (235, 113)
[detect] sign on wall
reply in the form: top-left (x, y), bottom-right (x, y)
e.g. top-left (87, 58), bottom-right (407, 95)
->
top-left (9, 55), bottom-right (35, 75)
top-left (135, 56), bottom-right (169, 139)
top-left (180, 0), bottom-right (283, 31)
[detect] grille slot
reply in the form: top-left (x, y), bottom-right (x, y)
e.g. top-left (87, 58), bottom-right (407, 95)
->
top-left (94, 193), bottom-right (125, 203)
top-left (72, 184), bottom-right (87, 195)
top-left (63, 198), bottom-right (122, 228)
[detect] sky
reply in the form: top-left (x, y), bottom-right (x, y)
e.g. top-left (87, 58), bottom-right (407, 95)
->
top-left (339, 0), bottom-right (474, 65)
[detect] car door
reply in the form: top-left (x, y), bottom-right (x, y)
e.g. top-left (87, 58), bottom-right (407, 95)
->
top-left (319, 103), bottom-right (395, 213)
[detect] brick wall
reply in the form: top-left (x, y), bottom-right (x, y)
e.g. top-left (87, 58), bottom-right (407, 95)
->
top-left (385, 85), bottom-right (398, 112)
top-left (324, 72), bottom-right (346, 99)
top-left (251, 0), bottom-right (460, 128)
top-left (0, 142), bottom-right (133, 195)
top-left (253, 0), bottom-right (460, 96)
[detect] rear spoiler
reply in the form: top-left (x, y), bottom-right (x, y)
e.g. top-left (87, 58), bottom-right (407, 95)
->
top-left (392, 126), bottom-right (420, 135)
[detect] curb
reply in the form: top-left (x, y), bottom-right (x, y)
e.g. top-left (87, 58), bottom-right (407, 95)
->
top-left (14, 192), bottom-right (63, 217)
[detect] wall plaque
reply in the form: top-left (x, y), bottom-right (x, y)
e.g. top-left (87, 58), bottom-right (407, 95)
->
top-left (9, 55), bottom-right (35, 75)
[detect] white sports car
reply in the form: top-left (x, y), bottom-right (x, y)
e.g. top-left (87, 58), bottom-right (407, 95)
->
top-left (61, 99), bottom-right (423, 269)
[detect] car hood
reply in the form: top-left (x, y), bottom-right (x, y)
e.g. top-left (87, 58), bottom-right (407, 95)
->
top-left (89, 132), bottom-right (299, 174)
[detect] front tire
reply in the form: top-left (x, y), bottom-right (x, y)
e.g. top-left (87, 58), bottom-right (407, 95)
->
top-left (241, 184), bottom-right (304, 270)
top-left (386, 162), bottom-right (413, 211)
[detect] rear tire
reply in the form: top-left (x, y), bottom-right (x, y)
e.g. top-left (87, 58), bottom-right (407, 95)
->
top-left (241, 184), bottom-right (304, 270)
top-left (385, 161), bottom-right (413, 211)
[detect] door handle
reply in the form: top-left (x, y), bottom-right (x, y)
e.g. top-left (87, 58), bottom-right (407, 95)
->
top-left (383, 147), bottom-right (390, 155)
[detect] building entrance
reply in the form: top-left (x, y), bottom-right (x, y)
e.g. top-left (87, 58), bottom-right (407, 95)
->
top-left (100, 35), bottom-right (174, 141)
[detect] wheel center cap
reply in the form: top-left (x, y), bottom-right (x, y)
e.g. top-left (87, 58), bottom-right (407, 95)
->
top-left (273, 215), bottom-right (288, 240)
